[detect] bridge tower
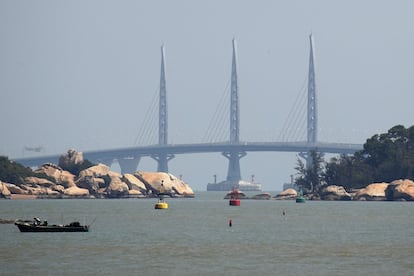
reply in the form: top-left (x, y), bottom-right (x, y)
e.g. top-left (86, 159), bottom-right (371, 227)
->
top-left (223, 38), bottom-right (246, 182)
top-left (301, 33), bottom-right (318, 168)
top-left (152, 44), bottom-right (174, 172)
top-left (307, 33), bottom-right (317, 146)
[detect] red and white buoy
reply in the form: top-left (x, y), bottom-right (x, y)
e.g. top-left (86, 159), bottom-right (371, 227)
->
top-left (229, 198), bottom-right (240, 206)
top-left (228, 187), bottom-right (241, 206)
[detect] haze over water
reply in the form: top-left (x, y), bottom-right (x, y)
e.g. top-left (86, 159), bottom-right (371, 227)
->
top-left (1, 192), bottom-right (414, 275)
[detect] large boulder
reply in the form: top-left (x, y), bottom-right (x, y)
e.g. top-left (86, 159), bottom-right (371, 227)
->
top-left (385, 179), bottom-right (414, 201)
top-left (75, 175), bottom-right (107, 195)
top-left (24, 177), bottom-right (55, 188)
top-left (78, 164), bottom-right (110, 179)
top-left (134, 171), bottom-right (194, 197)
top-left (106, 173), bottom-right (129, 198)
top-left (320, 185), bottom-right (352, 201)
top-left (273, 188), bottom-right (297, 200)
top-left (0, 181), bottom-right (11, 198)
top-left (354, 183), bottom-right (389, 201)
top-left (122, 174), bottom-right (147, 194)
top-left (64, 186), bottom-right (90, 197)
top-left (58, 149), bottom-right (84, 167)
top-left (4, 183), bottom-right (27, 194)
top-left (34, 163), bottom-right (76, 188)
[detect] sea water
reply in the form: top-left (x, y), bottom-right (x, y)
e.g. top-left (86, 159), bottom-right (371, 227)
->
top-left (1, 192), bottom-right (414, 275)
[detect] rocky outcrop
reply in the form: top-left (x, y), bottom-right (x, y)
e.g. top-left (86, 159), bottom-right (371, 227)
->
top-left (106, 172), bottom-right (129, 198)
top-left (78, 164), bottom-right (110, 179)
top-left (75, 164), bottom-right (111, 194)
top-left (273, 188), bottom-right (297, 200)
top-left (0, 181), bottom-right (11, 198)
top-left (134, 171), bottom-right (194, 197)
top-left (4, 183), bottom-right (27, 194)
top-left (385, 179), bottom-right (414, 201)
top-left (34, 163), bottom-right (76, 188)
top-left (64, 186), bottom-right (90, 197)
top-left (58, 149), bottom-right (84, 167)
top-left (24, 177), bottom-right (55, 188)
top-left (2, 150), bottom-right (196, 199)
top-left (320, 185), bottom-right (352, 201)
top-left (122, 174), bottom-right (147, 194)
top-left (354, 183), bottom-right (389, 201)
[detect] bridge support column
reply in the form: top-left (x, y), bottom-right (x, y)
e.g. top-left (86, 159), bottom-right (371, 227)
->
top-left (151, 153), bottom-right (175, 172)
top-left (299, 149), bottom-right (317, 169)
top-left (222, 151), bottom-right (246, 182)
top-left (118, 157), bottom-right (141, 174)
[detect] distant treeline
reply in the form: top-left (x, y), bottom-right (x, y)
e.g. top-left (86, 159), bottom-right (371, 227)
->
top-left (296, 125), bottom-right (414, 193)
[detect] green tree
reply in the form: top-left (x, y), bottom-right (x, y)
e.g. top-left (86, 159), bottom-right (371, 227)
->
top-left (294, 150), bottom-right (324, 194)
top-left (0, 156), bottom-right (54, 185)
top-left (323, 125), bottom-right (414, 190)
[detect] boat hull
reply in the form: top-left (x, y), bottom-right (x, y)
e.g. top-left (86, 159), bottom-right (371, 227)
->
top-left (15, 222), bottom-right (89, 232)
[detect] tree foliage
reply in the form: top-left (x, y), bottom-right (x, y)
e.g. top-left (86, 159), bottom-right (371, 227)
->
top-left (294, 150), bottom-right (325, 194)
top-left (323, 125), bottom-right (414, 190)
top-left (0, 156), bottom-right (54, 185)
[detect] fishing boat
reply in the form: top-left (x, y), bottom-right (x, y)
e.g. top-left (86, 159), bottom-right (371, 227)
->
top-left (14, 218), bottom-right (89, 232)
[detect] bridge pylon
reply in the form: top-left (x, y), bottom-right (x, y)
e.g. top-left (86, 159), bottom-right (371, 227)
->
top-left (151, 44), bottom-right (175, 172)
top-left (225, 38), bottom-right (245, 183)
top-left (304, 33), bottom-right (318, 169)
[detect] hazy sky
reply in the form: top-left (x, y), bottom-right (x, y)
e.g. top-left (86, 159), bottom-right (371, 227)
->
top-left (1, 0), bottom-right (413, 191)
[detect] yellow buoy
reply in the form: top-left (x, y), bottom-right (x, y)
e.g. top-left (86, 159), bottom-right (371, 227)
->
top-left (154, 201), bottom-right (168, 209)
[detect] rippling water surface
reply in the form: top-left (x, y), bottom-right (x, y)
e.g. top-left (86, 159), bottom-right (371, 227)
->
top-left (1, 192), bottom-right (414, 275)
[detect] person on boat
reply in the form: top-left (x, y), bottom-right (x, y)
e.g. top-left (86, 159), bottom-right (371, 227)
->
top-left (34, 217), bottom-right (41, 226)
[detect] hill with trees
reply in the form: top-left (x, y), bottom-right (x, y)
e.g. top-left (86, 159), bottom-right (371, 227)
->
top-left (296, 125), bottom-right (414, 193)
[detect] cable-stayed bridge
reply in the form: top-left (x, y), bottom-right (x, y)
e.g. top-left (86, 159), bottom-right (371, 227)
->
top-left (15, 35), bottom-right (362, 190)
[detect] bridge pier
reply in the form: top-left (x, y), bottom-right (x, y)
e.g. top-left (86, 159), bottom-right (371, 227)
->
top-left (299, 151), bottom-right (313, 169)
top-left (151, 153), bottom-right (175, 172)
top-left (118, 157), bottom-right (141, 174)
top-left (222, 151), bottom-right (246, 182)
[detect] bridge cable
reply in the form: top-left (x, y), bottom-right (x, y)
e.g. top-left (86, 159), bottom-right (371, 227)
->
top-left (134, 86), bottom-right (159, 145)
top-left (277, 77), bottom-right (307, 142)
top-left (202, 79), bottom-right (230, 143)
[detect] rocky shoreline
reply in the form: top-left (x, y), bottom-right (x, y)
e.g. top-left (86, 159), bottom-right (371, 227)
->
top-left (273, 179), bottom-right (414, 201)
top-left (0, 150), bottom-right (194, 200)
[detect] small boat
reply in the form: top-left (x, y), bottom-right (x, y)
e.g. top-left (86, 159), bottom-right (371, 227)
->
top-left (14, 217), bottom-right (89, 232)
